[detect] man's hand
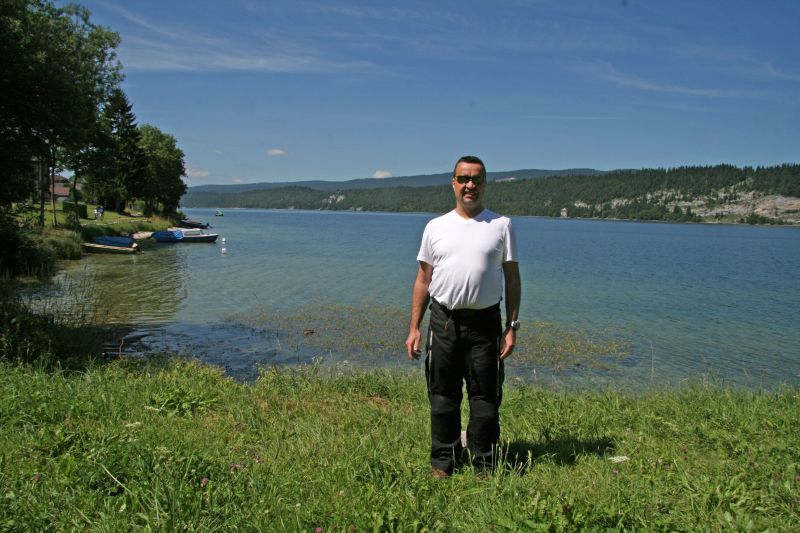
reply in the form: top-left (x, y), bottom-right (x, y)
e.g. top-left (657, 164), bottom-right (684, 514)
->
top-left (406, 261), bottom-right (432, 361)
top-left (499, 327), bottom-right (516, 360)
top-left (406, 329), bottom-right (422, 360)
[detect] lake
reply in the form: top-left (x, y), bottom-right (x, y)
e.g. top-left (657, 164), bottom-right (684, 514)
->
top-left (38, 208), bottom-right (800, 389)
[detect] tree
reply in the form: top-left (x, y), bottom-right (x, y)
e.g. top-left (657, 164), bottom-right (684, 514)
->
top-left (0, 0), bottom-right (121, 225)
top-left (138, 124), bottom-right (187, 214)
top-left (82, 89), bottom-right (146, 212)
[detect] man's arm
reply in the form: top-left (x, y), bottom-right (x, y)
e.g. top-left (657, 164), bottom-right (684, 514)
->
top-left (405, 261), bottom-right (433, 360)
top-left (500, 261), bottom-right (521, 360)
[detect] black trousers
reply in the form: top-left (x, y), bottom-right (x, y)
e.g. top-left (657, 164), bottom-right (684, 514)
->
top-left (425, 299), bottom-right (504, 474)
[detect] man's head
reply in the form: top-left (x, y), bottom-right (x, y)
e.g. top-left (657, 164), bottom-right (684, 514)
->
top-left (452, 155), bottom-right (486, 216)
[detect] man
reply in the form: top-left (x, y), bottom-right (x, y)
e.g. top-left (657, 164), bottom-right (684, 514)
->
top-left (406, 155), bottom-right (521, 476)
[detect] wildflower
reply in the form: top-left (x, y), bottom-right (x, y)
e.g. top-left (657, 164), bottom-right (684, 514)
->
top-left (230, 463), bottom-right (244, 472)
top-left (608, 455), bottom-right (630, 463)
top-left (200, 477), bottom-right (209, 487)
top-left (315, 528), bottom-right (323, 533)
top-left (33, 473), bottom-right (42, 483)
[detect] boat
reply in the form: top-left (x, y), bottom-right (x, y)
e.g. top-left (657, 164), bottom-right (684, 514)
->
top-left (173, 227), bottom-right (219, 243)
top-left (151, 229), bottom-right (184, 243)
top-left (94, 235), bottom-right (135, 247)
top-left (180, 217), bottom-right (210, 229)
top-left (152, 228), bottom-right (219, 243)
top-left (215, 209), bottom-right (224, 216)
top-left (82, 242), bottom-right (139, 254)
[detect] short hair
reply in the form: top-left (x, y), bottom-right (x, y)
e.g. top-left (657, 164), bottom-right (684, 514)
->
top-left (453, 155), bottom-right (486, 178)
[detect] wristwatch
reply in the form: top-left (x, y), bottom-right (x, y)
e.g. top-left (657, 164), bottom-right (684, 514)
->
top-left (506, 320), bottom-right (520, 330)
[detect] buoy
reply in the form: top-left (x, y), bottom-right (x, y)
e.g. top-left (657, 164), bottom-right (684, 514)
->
top-left (221, 237), bottom-right (226, 244)
top-left (221, 247), bottom-right (227, 254)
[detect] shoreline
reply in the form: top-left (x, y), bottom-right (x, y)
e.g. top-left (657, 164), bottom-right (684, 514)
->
top-left (181, 205), bottom-right (800, 228)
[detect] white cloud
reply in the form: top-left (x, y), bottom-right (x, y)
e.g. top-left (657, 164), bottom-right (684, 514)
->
top-left (232, 178), bottom-right (244, 184)
top-left (765, 61), bottom-right (800, 82)
top-left (526, 115), bottom-right (617, 121)
top-left (584, 62), bottom-right (747, 98)
top-left (267, 148), bottom-right (289, 157)
top-left (214, 149), bottom-right (225, 155)
top-left (372, 170), bottom-right (392, 179)
top-left (186, 166), bottom-right (210, 177)
top-left (107, 5), bottom-right (373, 72)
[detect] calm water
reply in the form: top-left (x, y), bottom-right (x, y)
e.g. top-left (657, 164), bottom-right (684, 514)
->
top-left (40, 208), bottom-right (800, 388)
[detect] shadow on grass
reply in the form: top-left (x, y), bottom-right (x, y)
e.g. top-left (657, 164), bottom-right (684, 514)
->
top-left (502, 435), bottom-right (615, 473)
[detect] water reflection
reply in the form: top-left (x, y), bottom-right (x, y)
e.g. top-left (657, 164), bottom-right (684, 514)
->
top-left (52, 243), bottom-right (187, 325)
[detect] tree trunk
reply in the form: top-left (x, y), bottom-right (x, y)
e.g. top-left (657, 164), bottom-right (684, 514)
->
top-left (49, 145), bottom-right (58, 228)
top-left (38, 153), bottom-right (46, 227)
top-left (50, 166), bottom-right (58, 227)
top-left (71, 164), bottom-right (81, 227)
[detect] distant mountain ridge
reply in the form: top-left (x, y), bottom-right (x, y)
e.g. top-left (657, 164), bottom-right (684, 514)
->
top-left (181, 164), bottom-right (800, 225)
top-left (187, 168), bottom-right (611, 194)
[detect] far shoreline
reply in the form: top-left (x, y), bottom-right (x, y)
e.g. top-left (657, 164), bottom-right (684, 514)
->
top-left (180, 206), bottom-right (800, 228)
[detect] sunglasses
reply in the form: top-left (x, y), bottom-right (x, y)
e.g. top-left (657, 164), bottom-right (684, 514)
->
top-left (454, 174), bottom-right (486, 185)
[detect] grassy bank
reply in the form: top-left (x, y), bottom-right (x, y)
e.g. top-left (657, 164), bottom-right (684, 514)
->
top-left (1, 358), bottom-right (797, 531)
top-left (3, 202), bottom-right (178, 278)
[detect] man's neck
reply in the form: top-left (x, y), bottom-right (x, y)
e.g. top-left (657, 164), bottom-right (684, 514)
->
top-left (455, 205), bottom-right (484, 219)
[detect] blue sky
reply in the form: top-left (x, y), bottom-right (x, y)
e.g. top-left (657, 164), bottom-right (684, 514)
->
top-left (78, 0), bottom-right (799, 186)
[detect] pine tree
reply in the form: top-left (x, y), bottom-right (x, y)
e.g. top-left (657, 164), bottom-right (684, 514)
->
top-left (84, 89), bottom-right (146, 212)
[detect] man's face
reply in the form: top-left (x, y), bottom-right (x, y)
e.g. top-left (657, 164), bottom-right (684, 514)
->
top-left (452, 161), bottom-right (486, 211)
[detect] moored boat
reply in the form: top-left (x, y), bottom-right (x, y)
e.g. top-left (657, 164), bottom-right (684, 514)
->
top-left (151, 229), bottom-right (184, 242)
top-left (172, 227), bottom-right (219, 243)
top-left (82, 242), bottom-right (139, 254)
top-left (152, 228), bottom-right (219, 243)
top-left (94, 235), bottom-right (136, 247)
top-left (215, 209), bottom-right (224, 216)
top-left (180, 218), bottom-right (210, 229)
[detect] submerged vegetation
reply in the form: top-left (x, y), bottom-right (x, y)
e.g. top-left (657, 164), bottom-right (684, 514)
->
top-left (240, 302), bottom-right (630, 374)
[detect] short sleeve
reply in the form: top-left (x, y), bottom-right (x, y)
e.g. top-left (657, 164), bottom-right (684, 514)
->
top-left (503, 219), bottom-right (517, 262)
top-left (417, 223), bottom-right (433, 264)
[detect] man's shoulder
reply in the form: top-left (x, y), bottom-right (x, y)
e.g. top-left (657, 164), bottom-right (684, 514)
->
top-left (476, 208), bottom-right (511, 225)
top-left (425, 210), bottom-right (457, 228)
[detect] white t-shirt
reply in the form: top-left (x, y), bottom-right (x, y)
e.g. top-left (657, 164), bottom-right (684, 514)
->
top-left (417, 209), bottom-right (517, 310)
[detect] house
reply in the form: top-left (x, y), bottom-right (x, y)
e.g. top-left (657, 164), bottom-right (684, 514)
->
top-left (48, 175), bottom-right (81, 201)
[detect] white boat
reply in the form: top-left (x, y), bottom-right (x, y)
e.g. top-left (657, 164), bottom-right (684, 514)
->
top-left (167, 227), bottom-right (219, 243)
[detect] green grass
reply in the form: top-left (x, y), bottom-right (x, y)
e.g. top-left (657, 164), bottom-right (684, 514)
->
top-left (1, 358), bottom-right (797, 531)
top-left (4, 202), bottom-right (175, 278)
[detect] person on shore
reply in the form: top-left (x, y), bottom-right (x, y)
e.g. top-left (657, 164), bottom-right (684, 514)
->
top-left (93, 207), bottom-right (98, 220)
top-left (405, 155), bottom-right (521, 477)
top-left (99, 205), bottom-right (104, 219)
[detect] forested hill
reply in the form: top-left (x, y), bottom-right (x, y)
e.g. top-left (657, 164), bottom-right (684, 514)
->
top-left (181, 164), bottom-right (800, 225)
top-left (186, 168), bottom-right (609, 193)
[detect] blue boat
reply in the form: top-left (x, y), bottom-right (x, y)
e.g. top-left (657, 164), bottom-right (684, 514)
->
top-left (94, 235), bottom-right (135, 247)
top-left (151, 229), bottom-right (184, 242)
